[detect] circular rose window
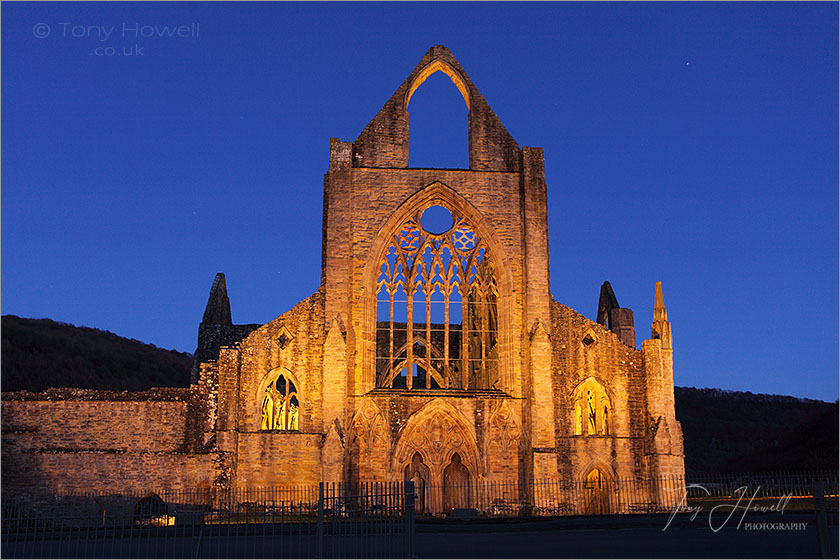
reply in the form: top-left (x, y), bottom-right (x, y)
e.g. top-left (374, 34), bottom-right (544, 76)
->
top-left (420, 205), bottom-right (453, 234)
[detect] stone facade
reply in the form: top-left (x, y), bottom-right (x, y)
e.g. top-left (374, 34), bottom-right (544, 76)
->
top-left (1, 46), bottom-right (684, 512)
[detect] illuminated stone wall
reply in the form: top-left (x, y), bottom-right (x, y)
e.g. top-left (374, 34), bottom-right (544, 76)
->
top-left (550, 301), bottom-right (650, 480)
top-left (312, 46), bottom-right (683, 494)
top-left (0, 46), bottom-right (684, 511)
top-left (1, 389), bottom-right (215, 498)
top-left (234, 432), bottom-right (324, 487)
top-left (211, 292), bottom-right (329, 488)
top-left (2, 396), bottom-right (190, 452)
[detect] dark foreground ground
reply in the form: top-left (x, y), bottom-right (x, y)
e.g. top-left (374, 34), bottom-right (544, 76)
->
top-left (2, 511), bottom-right (836, 558)
top-left (415, 512), bottom-right (839, 559)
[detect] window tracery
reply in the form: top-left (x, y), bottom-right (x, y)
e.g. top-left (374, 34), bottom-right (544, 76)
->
top-left (375, 205), bottom-right (498, 390)
top-left (261, 373), bottom-right (299, 431)
top-left (572, 379), bottom-right (611, 436)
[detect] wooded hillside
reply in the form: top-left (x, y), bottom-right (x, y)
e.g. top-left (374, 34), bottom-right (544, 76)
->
top-left (675, 386), bottom-right (838, 474)
top-left (1, 315), bottom-right (192, 392)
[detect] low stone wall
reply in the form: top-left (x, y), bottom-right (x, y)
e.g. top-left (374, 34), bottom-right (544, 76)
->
top-left (1, 387), bottom-right (216, 512)
top-left (2, 392), bottom-right (190, 453)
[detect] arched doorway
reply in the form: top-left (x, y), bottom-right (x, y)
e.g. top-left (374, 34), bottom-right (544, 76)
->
top-left (442, 452), bottom-right (471, 512)
top-left (404, 452), bottom-right (430, 515)
top-left (392, 399), bottom-right (481, 515)
top-left (583, 468), bottom-right (611, 515)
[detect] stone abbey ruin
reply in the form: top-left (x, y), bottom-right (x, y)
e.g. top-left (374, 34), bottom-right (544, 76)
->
top-left (2, 46), bottom-right (684, 515)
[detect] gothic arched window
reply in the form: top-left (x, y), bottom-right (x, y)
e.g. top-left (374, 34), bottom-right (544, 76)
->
top-left (375, 204), bottom-right (498, 390)
top-left (572, 379), bottom-right (611, 436)
top-left (261, 372), bottom-right (300, 431)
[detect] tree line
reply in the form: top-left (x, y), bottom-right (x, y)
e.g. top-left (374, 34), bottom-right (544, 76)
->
top-left (1, 315), bottom-right (192, 392)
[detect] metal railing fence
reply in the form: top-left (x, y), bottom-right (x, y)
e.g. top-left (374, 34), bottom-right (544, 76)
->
top-left (403, 472), bottom-right (837, 517)
top-left (2, 472), bottom-right (836, 558)
top-left (1, 481), bottom-right (415, 559)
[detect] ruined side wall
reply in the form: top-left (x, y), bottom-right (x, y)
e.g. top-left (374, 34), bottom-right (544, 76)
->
top-left (549, 300), bottom-right (648, 480)
top-left (231, 291), bottom-right (326, 434)
top-left (214, 291), bottom-right (328, 490)
top-left (1, 450), bottom-right (214, 495)
top-left (2, 398), bottom-right (189, 452)
top-left (1, 388), bottom-right (215, 497)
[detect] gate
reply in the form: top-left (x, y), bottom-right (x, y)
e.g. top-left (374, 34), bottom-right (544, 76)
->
top-left (583, 469), bottom-right (611, 515)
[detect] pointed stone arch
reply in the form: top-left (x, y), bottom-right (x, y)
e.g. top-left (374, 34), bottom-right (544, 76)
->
top-left (579, 462), bottom-right (616, 515)
top-left (392, 398), bottom-right (480, 479)
top-left (364, 181), bottom-right (511, 290)
top-left (406, 59), bottom-right (471, 110)
top-left (351, 45), bottom-right (520, 172)
top-left (349, 398), bottom-right (390, 481)
top-left (406, 64), bottom-right (470, 170)
top-left (363, 181), bottom-right (514, 392)
top-left (256, 367), bottom-right (302, 405)
top-left (404, 451), bottom-right (432, 514)
top-left (256, 367), bottom-right (302, 431)
top-left (568, 374), bottom-right (617, 402)
top-left (577, 458), bottom-right (616, 483)
top-left (570, 376), bottom-right (614, 436)
top-left (350, 398), bottom-right (389, 451)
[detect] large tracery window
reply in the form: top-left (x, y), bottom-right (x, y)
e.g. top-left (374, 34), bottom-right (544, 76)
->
top-left (375, 204), bottom-right (498, 390)
top-left (261, 372), bottom-right (300, 431)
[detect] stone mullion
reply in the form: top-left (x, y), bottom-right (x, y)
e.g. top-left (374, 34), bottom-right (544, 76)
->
top-left (392, 249), bottom-right (409, 388)
top-left (405, 256), bottom-right (414, 390)
top-left (378, 254), bottom-right (396, 389)
top-left (425, 293), bottom-right (432, 388)
top-left (480, 284), bottom-right (487, 389)
top-left (481, 261), bottom-right (493, 389)
top-left (424, 248), bottom-right (433, 389)
top-left (375, 250), bottom-right (389, 388)
top-left (388, 282), bottom-right (395, 388)
top-left (488, 270), bottom-right (498, 345)
top-left (460, 257), bottom-right (471, 390)
top-left (443, 261), bottom-right (452, 388)
top-left (283, 376), bottom-right (290, 430)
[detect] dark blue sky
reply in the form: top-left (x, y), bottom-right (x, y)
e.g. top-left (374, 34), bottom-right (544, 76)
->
top-left (2, 2), bottom-right (837, 400)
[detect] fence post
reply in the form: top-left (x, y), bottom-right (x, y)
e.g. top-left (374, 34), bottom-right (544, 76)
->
top-left (814, 483), bottom-right (830, 559)
top-left (404, 480), bottom-right (415, 558)
top-left (317, 482), bottom-right (324, 559)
